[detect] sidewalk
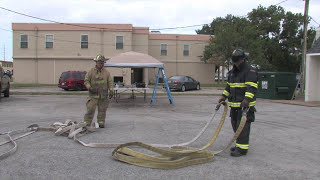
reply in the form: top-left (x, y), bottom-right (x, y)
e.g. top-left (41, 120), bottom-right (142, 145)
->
top-left (10, 86), bottom-right (320, 107)
top-left (272, 99), bottom-right (320, 107)
top-left (10, 86), bottom-right (224, 95)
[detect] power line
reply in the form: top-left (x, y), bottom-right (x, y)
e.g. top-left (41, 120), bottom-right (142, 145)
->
top-left (273, 0), bottom-right (319, 28)
top-left (0, 7), bottom-right (104, 30)
top-left (0, 6), bottom-right (206, 31)
top-left (275, 0), bottom-right (289, 6)
top-left (150, 24), bottom-right (207, 31)
top-left (239, 0), bottom-right (320, 28)
top-left (274, 0), bottom-right (319, 27)
top-left (0, 1), bottom-right (307, 33)
top-left (234, 0), bottom-right (290, 18)
top-left (310, 17), bottom-right (320, 26)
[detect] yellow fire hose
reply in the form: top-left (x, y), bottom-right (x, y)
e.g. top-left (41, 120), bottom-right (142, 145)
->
top-left (112, 101), bottom-right (248, 169)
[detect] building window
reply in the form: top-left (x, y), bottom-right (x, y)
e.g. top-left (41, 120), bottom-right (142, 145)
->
top-left (81, 35), bottom-right (88, 49)
top-left (45, 35), bottom-right (54, 48)
top-left (20, 34), bottom-right (28, 48)
top-left (183, 45), bottom-right (189, 56)
top-left (116, 36), bottom-right (123, 50)
top-left (161, 44), bottom-right (167, 56)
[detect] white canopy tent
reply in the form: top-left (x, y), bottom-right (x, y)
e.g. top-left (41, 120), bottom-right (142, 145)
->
top-left (104, 51), bottom-right (174, 105)
top-left (105, 51), bottom-right (164, 68)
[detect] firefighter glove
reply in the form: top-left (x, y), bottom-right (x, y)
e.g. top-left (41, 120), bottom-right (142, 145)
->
top-left (240, 99), bottom-right (249, 108)
top-left (218, 96), bottom-right (226, 103)
top-left (89, 87), bottom-right (97, 93)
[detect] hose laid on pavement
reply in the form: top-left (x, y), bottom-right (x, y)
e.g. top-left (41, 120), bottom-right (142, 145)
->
top-left (112, 102), bottom-right (248, 169)
top-left (0, 125), bottom-right (55, 160)
top-left (75, 102), bottom-right (223, 148)
top-left (0, 101), bottom-right (248, 169)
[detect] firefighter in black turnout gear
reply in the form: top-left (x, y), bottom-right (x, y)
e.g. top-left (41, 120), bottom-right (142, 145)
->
top-left (218, 48), bottom-right (258, 157)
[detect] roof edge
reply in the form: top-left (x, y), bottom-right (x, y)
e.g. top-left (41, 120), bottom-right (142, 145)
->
top-left (12, 23), bottom-right (133, 31)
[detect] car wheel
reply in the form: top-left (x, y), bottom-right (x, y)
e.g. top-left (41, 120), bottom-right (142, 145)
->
top-left (4, 87), bottom-right (9, 97)
top-left (63, 88), bottom-right (69, 91)
top-left (181, 85), bottom-right (186, 92)
top-left (75, 84), bottom-right (82, 91)
top-left (196, 84), bottom-right (200, 90)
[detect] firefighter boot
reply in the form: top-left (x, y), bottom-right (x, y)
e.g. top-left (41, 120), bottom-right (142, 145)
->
top-left (98, 120), bottom-right (105, 128)
top-left (230, 146), bottom-right (236, 152)
top-left (84, 120), bottom-right (92, 127)
top-left (230, 147), bottom-right (247, 157)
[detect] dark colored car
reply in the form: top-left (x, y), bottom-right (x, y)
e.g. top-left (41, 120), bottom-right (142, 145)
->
top-left (166, 75), bottom-right (200, 92)
top-left (1, 72), bottom-right (10, 97)
top-left (58, 71), bottom-right (87, 91)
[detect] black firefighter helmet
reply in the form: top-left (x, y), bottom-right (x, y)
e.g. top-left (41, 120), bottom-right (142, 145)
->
top-left (231, 48), bottom-right (247, 63)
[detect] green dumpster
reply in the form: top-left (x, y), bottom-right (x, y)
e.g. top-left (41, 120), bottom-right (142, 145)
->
top-left (256, 72), bottom-right (298, 100)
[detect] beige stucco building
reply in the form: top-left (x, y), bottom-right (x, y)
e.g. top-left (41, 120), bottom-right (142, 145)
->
top-left (12, 23), bottom-right (215, 85)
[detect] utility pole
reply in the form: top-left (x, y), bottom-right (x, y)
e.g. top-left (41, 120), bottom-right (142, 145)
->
top-left (3, 44), bottom-right (5, 61)
top-left (300, 0), bottom-right (309, 94)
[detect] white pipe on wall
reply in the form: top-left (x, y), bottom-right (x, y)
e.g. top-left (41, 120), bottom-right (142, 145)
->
top-left (53, 59), bottom-right (56, 84)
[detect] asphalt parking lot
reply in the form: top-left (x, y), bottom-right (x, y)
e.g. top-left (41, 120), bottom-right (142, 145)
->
top-left (0, 93), bottom-right (319, 180)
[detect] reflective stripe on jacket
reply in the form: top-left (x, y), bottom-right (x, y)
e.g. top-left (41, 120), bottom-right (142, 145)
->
top-left (84, 66), bottom-right (113, 98)
top-left (222, 63), bottom-right (258, 108)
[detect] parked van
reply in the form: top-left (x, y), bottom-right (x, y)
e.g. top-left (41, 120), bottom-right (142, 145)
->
top-left (58, 71), bottom-right (87, 91)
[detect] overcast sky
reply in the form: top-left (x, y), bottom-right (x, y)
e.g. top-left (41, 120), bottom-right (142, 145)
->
top-left (1, 0), bottom-right (319, 61)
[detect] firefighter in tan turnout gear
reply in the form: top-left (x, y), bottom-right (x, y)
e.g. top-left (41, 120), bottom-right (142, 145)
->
top-left (218, 48), bottom-right (258, 157)
top-left (84, 55), bottom-right (113, 128)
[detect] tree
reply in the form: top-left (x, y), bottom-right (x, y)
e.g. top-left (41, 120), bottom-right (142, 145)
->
top-left (197, 15), bottom-right (270, 72)
top-left (248, 5), bottom-right (315, 72)
top-left (197, 5), bottom-right (316, 73)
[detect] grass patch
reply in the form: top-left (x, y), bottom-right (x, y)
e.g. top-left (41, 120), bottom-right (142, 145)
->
top-left (151, 83), bottom-right (227, 88)
top-left (296, 92), bottom-right (305, 97)
top-left (168, 93), bottom-right (221, 96)
top-left (11, 84), bottom-right (57, 88)
top-left (201, 83), bottom-right (227, 87)
top-left (11, 91), bottom-right (87, 95)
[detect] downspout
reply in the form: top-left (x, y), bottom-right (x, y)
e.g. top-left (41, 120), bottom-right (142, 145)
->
top-left (53, 59), bottom-right (56, 84)
top-left (176, 35), bottom-right (178, 75)
top-left (101, 29), bottom-right (104, 55)
top-left (34, 26), bottom-right (39, 84)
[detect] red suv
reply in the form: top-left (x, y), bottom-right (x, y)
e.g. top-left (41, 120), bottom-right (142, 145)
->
top-left (58, 71), bottom-right (87, 91)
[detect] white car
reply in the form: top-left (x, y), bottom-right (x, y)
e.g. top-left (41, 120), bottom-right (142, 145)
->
top-left (214, 75), bottom-right (228, 81)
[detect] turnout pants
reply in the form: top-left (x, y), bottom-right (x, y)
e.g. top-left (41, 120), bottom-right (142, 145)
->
top-left (84, 97), bottom-right (109, 126)
top-left (230, 107), bottom-right (255, 150)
